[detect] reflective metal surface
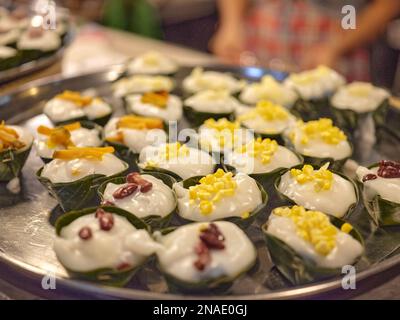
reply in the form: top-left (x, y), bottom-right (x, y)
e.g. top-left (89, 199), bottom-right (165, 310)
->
top-left (0, 66), bottom-right (399, 299)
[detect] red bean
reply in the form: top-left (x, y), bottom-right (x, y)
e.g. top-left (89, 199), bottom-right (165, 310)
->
top-left (126, 172), bottom-right (141, 183)
top-left (193, 242), bottom-right (210, 271)
top-left (95, 208), bottom-right (106, 218)
top-left (116, 262), bottom-right (132, 270)
top-left (78, 227), bottom-right (92, 240)
top-left (126, 173), bottom-right (153, 193)
top-left (377, 160), bottom-right (400, 178)
top-left (113, 183), bottom-right (138, 199)
top-left (99, 213), bottom-right (114, 231)
top-left (362, 174), bottom-right (377, 182)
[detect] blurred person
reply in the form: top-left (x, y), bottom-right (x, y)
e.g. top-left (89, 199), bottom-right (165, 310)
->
top-left (211, 0), bottom-right (400, 81)
top-left (103, 0), bottom-right (217, 51)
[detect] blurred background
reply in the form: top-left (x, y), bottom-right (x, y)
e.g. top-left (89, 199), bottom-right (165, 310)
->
top-left (2, 0), bottom-right (400, 91)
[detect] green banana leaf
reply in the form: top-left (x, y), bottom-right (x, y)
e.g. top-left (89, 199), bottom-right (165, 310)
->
top-left (273, 164), bottom-right (359, 220)
top-left (0, 52), bottom-right (22, 71)
top-left (183, 105), bottom-right (235, 128)
top-left (36, 162), bottom-right (128, 212)
top-left (55, 206), bottom-right (150, 286)
top-left (331, 99), bottom-right (389, 134)
top-left (140, 165), bottom-right (184, 182)
top-left (262, 210), bottom-right (364, 285)
top-left (176, 173), bottom-right (268, 229)
top-left (0, 144), bottom-right (32, 182)
top-left (104, 140), bottom-right (140, 171)
top-left (155, 225), bottom-right (257, 293)
top-left (291, 97), bottom-right (332, 121)
top-left (97, 171), bottom-right (177, 229)
top-left (20, 49), bottom-right (55, 63)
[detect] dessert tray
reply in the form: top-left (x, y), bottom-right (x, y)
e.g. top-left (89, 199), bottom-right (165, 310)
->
top-left (0, 64), bottom-right (399, 299)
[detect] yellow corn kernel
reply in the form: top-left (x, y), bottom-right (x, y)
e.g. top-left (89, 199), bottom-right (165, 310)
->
top-left (297, 118), bottom-right (347, 146)
top-left (272, 205), bottom-right (339, 256)
top-left (241, 212), bottom-right (250, 219)
top-left (199, 201), bottom-right (213, 215)
top-left (341, 223), bottom-right (353, 234)
top-left (189, 169), bottom-right (238, 215)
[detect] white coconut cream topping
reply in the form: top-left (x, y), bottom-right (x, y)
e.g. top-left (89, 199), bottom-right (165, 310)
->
top-left (240, 75), bottom-right (298, 107)
top-left (156, 221), bottom-right (256, 282)
top-left (174, 171), bottom-right (262, 221)
top-left (112, 75), bottom-right (174, 98)
top-left (0, 28), bottom-right (20, 46)
top-left (43, 95), bottom-right (111, 123)
top-left (183, 67), bottom-right (246, 94)
top-left (284, 65), bottom-right (346, 100)
top-left (266, 209), bottom-right (363, 268)
top-left (139, 143), bottom-right (215, 180)
top-left (104, 117), bottom-right (167, 153)
top-left (127, 51), bottom-right (178, 75)
top-left (225, 143), bottom-right (301, 174)
top-left (35, 127), bottom-right (102, 159)
top-left (0, 45), bottom-right (17, 59)
top-left (103, 175), bottom-right (176, 218)
top-left (54, 213), bottom-right (161, 272)
top-left (356, 166), bottom-right (400, 204)
top-left (278, 166), bottom-right (357, 218)
top-left (331, 82), bottom-right (390, 113)
top-left (40, 153), bottom-right (126, 183)
top-left (286, 118), bottom-right (352, 160)
top-left (184, 90), bottom-right (241, 114)
top-left (17, 29), bottom-right (61, 52)
top-left (236, 101), bottom-right (297, 135)
top-left (125, 93), bottom-right (183, 121)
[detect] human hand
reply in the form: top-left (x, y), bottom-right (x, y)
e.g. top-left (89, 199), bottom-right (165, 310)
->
top-left (300, 43), bottom-right (340, 70)
top-left (209, 23), bottom-right (245, 64)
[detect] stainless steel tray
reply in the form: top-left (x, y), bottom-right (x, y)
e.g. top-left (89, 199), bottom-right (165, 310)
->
top-left (0, 65), bottom-right (400, 300)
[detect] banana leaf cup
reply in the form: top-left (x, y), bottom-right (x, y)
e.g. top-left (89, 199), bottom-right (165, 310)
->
top-left (104, 121), bottom-right (169, 171)
top-left (44, 100), bottom-right (113, 127)
top-left (39, 121), bottom-right (104, 164)
top-left (175, 174), bottom-right (268, 229)
top-left (36, 161), bottom-right (129, 212)
top-left (97, 171), bottom-right (177, 229)
top-left (282, 135), bottom-right (352, 172)
top-left (155, 225), bottom-right (257, 293)
top-left (290, 97), bottom-right (332, 122)
top-left (222, 151), bottom-right (304, 193)
top-left (0, 146), bottom-right (32, 182)
top-left (139, 162), bottom-right (220, 182)
top-left (0, 142), bottom-right (32, 182)
top-left (261, 208), bottom-right (364, 285)
top-left (54, 206), bottom-right (151, 286)
top-left (183, 105), bottom-right (235, 128)
top-left (273, 164), bottom-right (359, 220)
top-left (330, 99), bottom-right (389, 137)
top-left (357, 163), bottom-right (400, 226)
